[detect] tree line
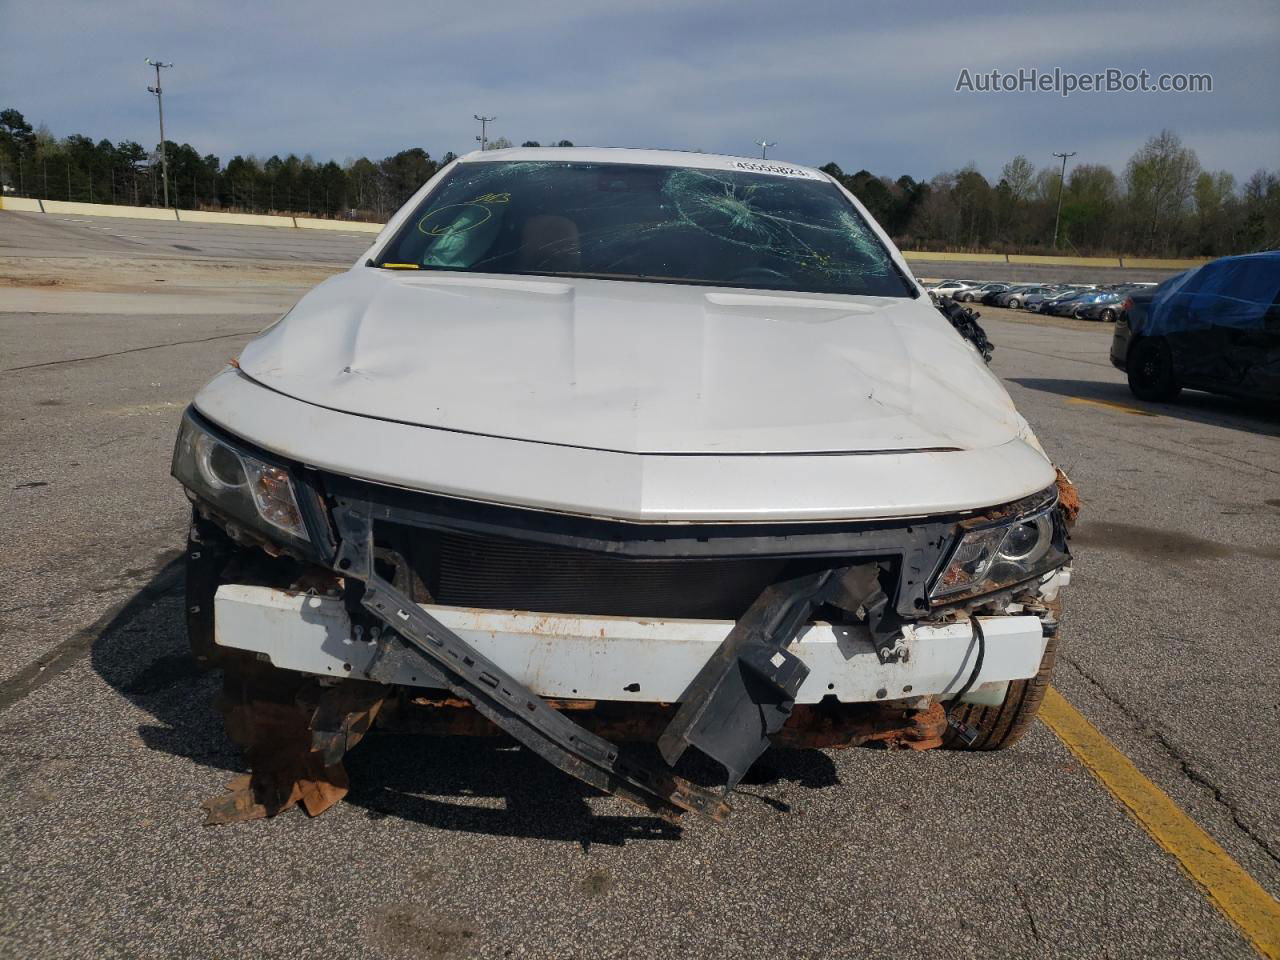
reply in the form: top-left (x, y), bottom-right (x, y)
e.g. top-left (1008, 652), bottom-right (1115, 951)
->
top-left (1, 107), bottom-right (1276, 257)
top-left (822, 131), bottom-right (1278, 258)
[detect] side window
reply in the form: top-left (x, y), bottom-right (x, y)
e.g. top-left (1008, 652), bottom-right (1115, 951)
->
top-left (1266, 285), bottom-right (1280, 330)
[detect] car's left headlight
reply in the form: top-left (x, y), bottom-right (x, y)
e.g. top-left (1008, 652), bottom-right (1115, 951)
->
top-left (930, 495), bottom-right (1068, 603)
top-left (172, 411), bottom-right (310, 547)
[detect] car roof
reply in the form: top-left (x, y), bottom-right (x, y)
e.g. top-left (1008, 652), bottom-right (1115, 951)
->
top-left (456, 146), bottom-right (830, 180)
top-left (1217, 250), bottom-right (1280, 265)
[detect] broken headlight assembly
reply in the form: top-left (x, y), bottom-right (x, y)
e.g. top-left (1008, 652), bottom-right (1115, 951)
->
top-left (172, 411), bottom-right (310, 549)
top-left (930, 492), bottom-right (1067, 603)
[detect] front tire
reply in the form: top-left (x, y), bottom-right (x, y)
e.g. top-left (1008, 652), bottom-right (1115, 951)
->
top-left (1100, 308), bottom-right (1116, 323)
top-left (944, 612), bottom-right (1059, 751)
top-left (1127, 337), bottom-right (1181, 401)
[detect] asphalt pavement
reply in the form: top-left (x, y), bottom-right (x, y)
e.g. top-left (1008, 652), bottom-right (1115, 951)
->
top-left (1, 210), bottom-right (1277, 959)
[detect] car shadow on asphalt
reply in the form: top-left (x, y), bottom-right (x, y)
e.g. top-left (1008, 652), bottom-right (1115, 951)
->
top-left (1007, 377), bottom-right (1280, 437)
top-left (89, 563), bottom-right (841, 846)
top-left (344, 735), bottom-right (841, 846)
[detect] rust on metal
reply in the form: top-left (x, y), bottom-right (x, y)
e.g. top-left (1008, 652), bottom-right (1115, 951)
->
top-left (203, 657), bottom-right (386, 825)
top-left (389, 694), bottom-right (945, 753)
top-left (1055, 466), bottom-right (1081, 527)
top-left (205, 672), bottom-right (942, 823)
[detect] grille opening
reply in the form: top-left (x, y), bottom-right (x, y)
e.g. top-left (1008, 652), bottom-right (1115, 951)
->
top-left (375, 524), bottom-right (880, 621)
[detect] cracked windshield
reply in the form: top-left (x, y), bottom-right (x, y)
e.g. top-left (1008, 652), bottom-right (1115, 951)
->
top-left (375, 161), bottom-right (915, 297)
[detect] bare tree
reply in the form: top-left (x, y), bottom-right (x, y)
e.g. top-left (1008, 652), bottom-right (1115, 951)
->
top-left (1125, 129), bottom-right (1200, 253)
top-left (1000, 155), bottom-right (1036, 204)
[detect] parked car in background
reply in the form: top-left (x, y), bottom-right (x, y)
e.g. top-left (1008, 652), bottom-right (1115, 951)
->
top-left (1022, 288), bottom-right (1078, 312)
top-left (1043, 290), bottom-right (1112, 318)
top-left (1102, 283), bottom-right (1154, 297)
top-left (1111, 250), bottom-right (1280, 403)
top-left (1041, 291), bottom-right (1093, 317)
top-left (1076, 292), bottom-right (1125, 322)
top-left (956, 282), bottom-right (1009, 303)
top-left (999, 285), bottom-right (1055, 308)
top-left (926, 279), bottom-right (981, 299)
top-left (982, 284), bottom-right (1025, 306)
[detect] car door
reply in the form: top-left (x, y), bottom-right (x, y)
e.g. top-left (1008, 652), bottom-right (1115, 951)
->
top-left (1161, 256), bottom-right (1280, 397)
top-left (1220, 257), bottom-right (1280, 400)
top-left (1155, 263), bottom-right (1221, 387)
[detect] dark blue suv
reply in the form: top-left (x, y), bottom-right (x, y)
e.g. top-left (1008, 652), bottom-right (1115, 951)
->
top-left (1111, 251), bottom-right (1280, 403)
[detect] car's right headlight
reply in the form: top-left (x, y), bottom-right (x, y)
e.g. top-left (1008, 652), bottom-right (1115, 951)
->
top-left (929, 494), bottom-right (1068, 603)
top-left (172, 411), bottom-right (311, 549)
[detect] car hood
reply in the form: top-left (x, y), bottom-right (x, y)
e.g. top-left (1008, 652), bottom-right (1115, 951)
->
top-left (236, 268), bottom-right (1028, 455)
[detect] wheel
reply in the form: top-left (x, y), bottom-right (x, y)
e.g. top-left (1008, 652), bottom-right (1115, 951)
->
top-left (1007, 297), bottom-right (1021, 309)
top-left (1126, 337), bottom-right (1181, 401)
top-left (944, 605), bottom-right (1059, 751)
top-left (1100, 308), bottom-right (1116, 323)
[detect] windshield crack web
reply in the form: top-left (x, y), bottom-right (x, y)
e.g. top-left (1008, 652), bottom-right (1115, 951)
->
top-left (389, 161), bottom-right (903, 295)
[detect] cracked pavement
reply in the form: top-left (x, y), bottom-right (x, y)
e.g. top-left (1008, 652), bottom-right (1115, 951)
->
top-left (1, 211), bottom-right (1278, 958)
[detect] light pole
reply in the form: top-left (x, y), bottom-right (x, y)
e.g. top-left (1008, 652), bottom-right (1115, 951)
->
top-left (1051, 150), bottom-right (1076, 249)
top-left (146, 58), bottom-right (173, 207)
top-left (474, 115), bottom-right (496, 151)
top-left (755, 139), bottom-right (777, 160)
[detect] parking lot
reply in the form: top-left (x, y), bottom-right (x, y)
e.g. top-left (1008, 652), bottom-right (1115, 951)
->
top-left (2, 210), bottom-right (1279, 959)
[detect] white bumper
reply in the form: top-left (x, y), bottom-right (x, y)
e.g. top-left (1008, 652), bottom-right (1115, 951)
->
top-left (213, 584), bottom-right (1049, 705)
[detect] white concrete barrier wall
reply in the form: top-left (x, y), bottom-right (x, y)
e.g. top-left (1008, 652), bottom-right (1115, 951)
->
top-left (40, 199), bottom-right (178, 220)
top-left (0, 196), bottom-right (45, 212)
top-left (295, 217), bottom-right (382, 233)
top-left (176, 209), bottom-right (296, 228)
top-left (1, 196), bottom-right (381, 232)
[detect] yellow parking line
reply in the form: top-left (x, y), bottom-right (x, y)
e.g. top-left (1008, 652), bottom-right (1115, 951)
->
top-left (1041, 688), bottom-right (1280, 958)
top-left (1066, 396), bottom-right (1157, 416)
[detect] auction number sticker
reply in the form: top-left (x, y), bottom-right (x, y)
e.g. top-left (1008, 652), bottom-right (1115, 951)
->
top-left (729, 160), bottom-right (820, 179)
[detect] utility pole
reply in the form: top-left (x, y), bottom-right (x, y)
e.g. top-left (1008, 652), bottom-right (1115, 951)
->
top-left (474, 114), bottom-right (496, 151)
top-left (1051, 150), bottom-right (1076, 249)
top-left (755, 140), bottom-right (777, 160)
top-left (146, 58), bottom-right (173, 207)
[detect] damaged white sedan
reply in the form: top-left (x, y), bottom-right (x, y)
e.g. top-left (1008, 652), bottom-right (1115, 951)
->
top-left (173, 147), bottom-right (1076, 823)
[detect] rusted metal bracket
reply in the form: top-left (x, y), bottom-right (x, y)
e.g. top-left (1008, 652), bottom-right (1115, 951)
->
top-left (330, 497), bottom-right (730, 823)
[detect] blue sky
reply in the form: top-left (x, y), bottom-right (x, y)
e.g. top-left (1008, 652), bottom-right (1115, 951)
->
top-left (4, 0), bottom-right (1277, 183)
